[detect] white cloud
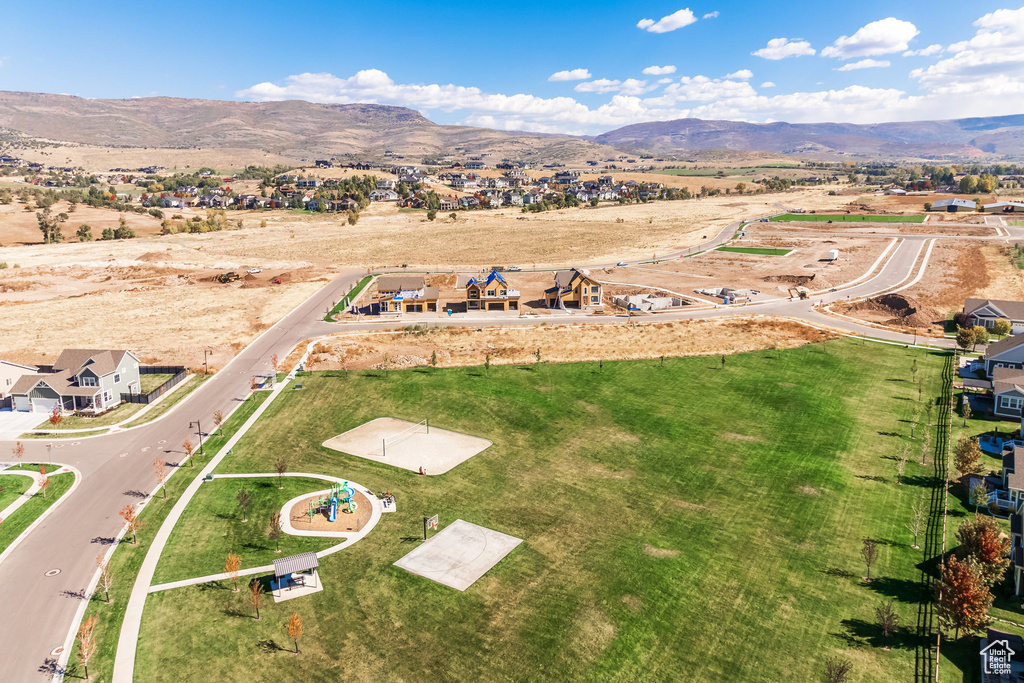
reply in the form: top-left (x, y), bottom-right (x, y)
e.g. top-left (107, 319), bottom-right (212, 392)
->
top-left (703, 11), bottom-right (719, 19)
top-left (575, 78), bottom-right (622, 94)
top-left (642, 65), bottom-right (677, 75)
top-left (637, 8), bottom-right (698, 33)
top-left (725, 69), bottom-right (753, 79)
top-left (548, 68), bottom-right (591, 81)
top-left (836, 58), bottom-right (891, 71)
top-left (760, 81), bottom-right (776, 88)
top-left (903, 44), bottom-right (943, 57)
top-left (821, 18), bottom-right (919, 59)
top-left (752, 38), bottom-right (816, 60)
top-left (658, 78), bottom-right (675, 84)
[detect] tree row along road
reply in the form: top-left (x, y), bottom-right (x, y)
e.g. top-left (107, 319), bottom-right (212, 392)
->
top-left (0, 215), bottom-right (1012, 680)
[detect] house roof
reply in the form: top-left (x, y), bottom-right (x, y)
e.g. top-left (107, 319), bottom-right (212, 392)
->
top-left (54, 349), bottom-right (135, 377)
top-left (10, 371), bottom-right (101, 397)
top-left (933, 198), bottom-right (976, 208)
top-left (985, 333), bottom-right (1024, 360)
top-left (966, 298), bottom-right (1024, 321)
top-left (993, 366), bottom-right (1024, 395)
top-left (0, 360), bottom-right (38, 372)
top-left (983, 202), bottom-right (1024, 210)
top-left (377, 276), bottom-right (425, 291)
top-left (273, 551), bottom-right (319, 578)
top-left (466, 270), bottom-right (509, 289)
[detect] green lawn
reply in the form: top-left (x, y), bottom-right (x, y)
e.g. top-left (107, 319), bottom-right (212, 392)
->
top-left (121, 374), bottom-right (206, 428)
top-left (324, 275), bottom-right (374, 321)
top-left (0, 474), bottom-right (32, 511)
top-left (0, 470), bottom-right (75, 555)
top-left (716, 246), bottom-right (793, 256)
top-left (32, 401), bottom-right (147, 430)
top-left (140, 373), bottom-right (175, 393)
top-left (62, 393), bottom-right (270, 682)
top-left (126, 340), bottom-right (974, 682)
top-left (20, 429), bottom-right (108, 439)
top-left (770, 213), bottom-right (925, 223)
top-left (153, 477), bottom-right (345, 584)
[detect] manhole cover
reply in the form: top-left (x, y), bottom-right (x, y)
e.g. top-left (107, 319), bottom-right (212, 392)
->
top-left (50, 646), bottom-right (64, 656)
top-left (44, 569), bottom-right (61, 577)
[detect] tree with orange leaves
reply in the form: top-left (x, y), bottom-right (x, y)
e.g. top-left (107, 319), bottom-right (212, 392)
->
top-left (956, 515), bottom-right (1011, 585)
top-left (248, 579), bottom-right (266, 620)
top-left (225, 552), bottom-right (242, 592)
top-left (38, 466), bottom-right (51, 499)
top-left (286, 612), bottom-right (303, 654)
top-left (48, 404), bottom-right (62, 430)
top-left (76, 614), bottom-right (97, 679)
top-left (153, 458), bottom-right (167, 499)
top-left (119, 504), bottom-right (144, 545)
top-left (935, 555), bottom-right (993, 639)
top-left (11, 441), bottom-right (24, 461)
top-left (182, 438), bottom-right (195, 468)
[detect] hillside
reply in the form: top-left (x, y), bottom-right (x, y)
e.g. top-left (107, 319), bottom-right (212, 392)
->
top-left (593, 115), bottom-right (1024, 159)
top-left (0, 91), bottom-right (616, 164)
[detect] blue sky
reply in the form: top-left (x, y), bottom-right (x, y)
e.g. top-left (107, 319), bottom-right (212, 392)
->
top-left (2, 2), bottom-right (1024, 134)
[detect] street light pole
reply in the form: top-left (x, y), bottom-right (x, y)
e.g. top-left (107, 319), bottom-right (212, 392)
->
top-left (203, 349), bottom-right (212, 376)
top-left (190, 420), bottom-right (205, 457)
top-left (46, 442), bottom-right (51, 467)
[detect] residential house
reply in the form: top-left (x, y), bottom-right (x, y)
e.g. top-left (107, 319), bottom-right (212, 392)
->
top-left (438, 196), bottom-right (459, 211)
top-left (459, 196), bottom-right (479, 209)
top-left (545, 269), bottom-right (603, 310)
top-left (503, 192), bottom-right (523, 206)
top-left (966, 299), bottom-right (1024, 334)
top-left (613, 294), bottom-right (685, 311)
top-left (522, 192), bottom-right (542, 205)
top-left (464, 161), bottom-right (485, 170)
top-left (314, 160), bottom-right (334, 168)
top-left (376, 179), bottom-right (397, 190)
top-left (464, 270), bottom-right (520, 311)
top-left (332, 198), bottom-right (358, 212)
top-left (10, 349), bottom-right (141, 413)
top-left (983, 334), bottom-right (1024, 376)
top-left (993, 366), bottom-right (1024, 420)
top-left (297, 177), bottom-right (323, 188)
top-left (369, 190), bottom-right (399, 202)
top-left (0, 360), bottom-right (39, 408)
top-left (372, 276), bottom-right (439, 314)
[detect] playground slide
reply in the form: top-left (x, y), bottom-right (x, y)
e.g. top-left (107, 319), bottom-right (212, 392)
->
top-left (329, 496), bottom-right (338, 522)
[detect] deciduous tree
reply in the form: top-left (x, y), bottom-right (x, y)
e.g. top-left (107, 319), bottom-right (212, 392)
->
top-left (182, 438), bottom-right (195, 468)
top-left (961, 397), bottom-right (972, 426)
top-left (38, 472), bottom-right (50, 499)
top-left (875, 601), bottom-right (899, 650)
top-left (969, 481), bottom-right (991, 515)
top-left (250, 375), bottom-right (259, 399)
top-left (11, 441), bottom-right (24, 461)
top-left (225, 552), bottom-right (242, 592)
top-left (237, 486), bottom-right (251, 522)
top-left (993, 318), bottom-right (1012, 337)
top-left (248, 579), bottom-right (266, 620)
top-left (275, 455), bottom-right (288, 489)
top-left (823, 656), bottom-right (852, 683)
top-left (953, 435), bottom-right (983, 479)
top-left (862, 538), bottom-right (879, 582)
top-left (153, 458), bottom-right (167, 499)
top-left (972, 326), bottom-right (990, 349)
top-left (119, 504), bottom-right (144, 544)
top-left (956, 515), bottom-right (1011, 585)
top-left (286, 612), bottom-right (304, 653)
top-left (907, 502), bottom-right (925, 549)
top-left (896, 453), bottom-right (908, 484)
top-left (269, 510), bottom-right (282, 553)
top-left (271, 354), bottom-right (279, 387)
top-left (76, 614), bottom-right (97, 679)
top-left (430, 350), bottom-right (437, 374)
top-left (96, 553), bottom-right (113, 603)
top-left (935, 555), bottom-right (993, 639)
top-left (213, 410), bottom-right (224, 436)
top-left (48, 405), bottom-right (62, 430)
top-left (955, 326), bottom-right (974, 351)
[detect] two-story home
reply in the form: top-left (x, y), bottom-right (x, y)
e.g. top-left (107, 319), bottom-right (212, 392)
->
top-left (993, 366), bottom-right (1024, 420)
top-left (10, 349), bottom-right (141, 413)
top-left (372, 276), bottom-right (439, 314)
top-left (0, 360), bottom-right (39, 408)
top-left (545, 269), bottom-right (603, 310)
top-left (983, 334), bottom-right (1024, 376)
top-left (966, 299), bottom-right (1024, 334)
top-left (464, 270), bottom-right (520, 311)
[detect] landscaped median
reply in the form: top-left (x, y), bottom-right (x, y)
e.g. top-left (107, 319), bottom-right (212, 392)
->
top-left (0, 464), bottom-right (76, 557)
top-left (324, 275), bottom-right (373, 321)
top-left (769, 213), bottom-right (925, 223)
top-left (715, 246), bottom-right (793, 256)
top-left (60, 392), bottom-right (269, 682)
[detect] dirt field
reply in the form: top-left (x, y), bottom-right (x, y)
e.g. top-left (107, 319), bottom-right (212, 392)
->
top-left (13, 145), bottom-right (300, 173)
top-left (301, 317), bottom-right (838, 371)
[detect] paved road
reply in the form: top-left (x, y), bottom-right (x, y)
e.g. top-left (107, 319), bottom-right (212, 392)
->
top-left (0, 214), bottom-right (1012, 680)
top-left (0, 268), bottom-right (364, 680)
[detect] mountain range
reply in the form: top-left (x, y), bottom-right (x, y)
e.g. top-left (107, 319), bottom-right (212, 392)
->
top-left (2, 90), bottom-right (1024, 162)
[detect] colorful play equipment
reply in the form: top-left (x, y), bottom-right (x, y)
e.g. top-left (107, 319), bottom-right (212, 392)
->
top-left (308, 482), bottom-right (359, 523)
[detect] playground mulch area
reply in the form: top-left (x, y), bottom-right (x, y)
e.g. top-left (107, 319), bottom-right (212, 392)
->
top-left (289, 489), bottom-right (372, 533)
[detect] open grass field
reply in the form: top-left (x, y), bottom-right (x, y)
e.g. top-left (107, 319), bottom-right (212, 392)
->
top-left (125, 339), bottom-right (978, 682)
top-left (152, 476), bottom-right (347, 585)
top-left (715, 246), bottom-right (793, 256)
top-left (770, 213), bottom-right (926, 223)
top-left (0, 474), bottom-right (32, 511)
top-left (656, 164), bottom-right (800, 177)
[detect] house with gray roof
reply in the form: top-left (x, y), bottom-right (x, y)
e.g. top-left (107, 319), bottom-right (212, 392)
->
top-left (993, 367), bottom-right (1024, 420)
top-left (933, 198), bottom-right (976, 212)
top-left (10, 349), bottom-right (141, 413)
top-left (983, 333), bottom-right (1024, 376)
top-left (0, 360), bottom-right (39, 408)
top-left (966, 299), bottom-right (1024, 335)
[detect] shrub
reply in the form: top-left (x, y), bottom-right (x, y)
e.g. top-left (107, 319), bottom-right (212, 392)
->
top-left (952, 311), bottom-right (972, 329)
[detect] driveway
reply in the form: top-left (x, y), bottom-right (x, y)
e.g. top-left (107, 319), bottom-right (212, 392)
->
top-left (0, 409), bottom-right (42, 441)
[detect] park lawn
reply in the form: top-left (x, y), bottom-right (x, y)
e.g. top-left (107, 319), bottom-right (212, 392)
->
top-left (0, 474), bottom-right (33, 511)
top-left (152, 477), bottom-right (345, 585)
top-left (61, 392), bottom-right (270, 682)
top-left (33, 401), bottom-right (147, 430)
top-left (139, 373), bottom-right (174, 393)
top-left (770, 213), bottom-right (926, 223)
top-left (716, 246), bottom-right (793, 256)
top-left (121, 374), bottom-right (206, 428)
top-left (132, 339), bottom-right (962, 682)
top-left (0, 472), bottom-right (74, 555)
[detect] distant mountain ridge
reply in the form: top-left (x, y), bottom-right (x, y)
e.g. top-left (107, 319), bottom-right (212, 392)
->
top-left (1, 90), bottom-right (1023, 161)
top-left (593, 115), bottom-right (1024, 158)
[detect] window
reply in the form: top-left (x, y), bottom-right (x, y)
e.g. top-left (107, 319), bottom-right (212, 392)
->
top-left (499, 289), bottom-right (507, 296)
top-left (5, 378), bottom-right (10, 387)
top-left (487, 289), bottom-right (496, 297)
top-left (114, 373), bottom-right (121, 383)
top-left (591, 295), bottom-right (600, 304)
top-left (1002, 396), bottom-right (1023, 410)
top-left (469, 290), bottom-right (479, 298)
top-left (81, 375), bottom-right (97, 387)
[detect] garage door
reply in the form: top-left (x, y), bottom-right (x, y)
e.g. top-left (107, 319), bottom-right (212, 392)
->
top-left (488, 302), bottom-right (504, 311)
top-left (30, 398), bottom-right (59, 414)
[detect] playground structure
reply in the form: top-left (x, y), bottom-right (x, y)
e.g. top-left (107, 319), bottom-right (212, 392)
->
top-left (306, 481), bottom-right (358, 523)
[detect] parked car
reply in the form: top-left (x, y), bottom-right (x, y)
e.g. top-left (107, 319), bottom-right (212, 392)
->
top-left (507, 265), bottom-right (522, 271)
top-left (247, 268), bottom-right (262, 274)
top-left (616, 261), bottom-right (628, 267)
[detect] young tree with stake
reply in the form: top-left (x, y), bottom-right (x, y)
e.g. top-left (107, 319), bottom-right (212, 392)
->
top-left (182, 438), bottom-right (195, 468)
top-left (907, 502), bottom-right (925, 549)
top-left (11, 441), bottom-right (24, 461)
top-left (96, 553), bottom-right (113, 603)
top-left (823, 656), bottom-right (853, 683)
top-left (76, 614), bottom-right (97, 679)
top-left (48, 404), bottom-right (62, 430)
top-left (213, 410), bottom-right (224, 436)
top-left (225, 552), bottom-right (242, 592)
top-left (896, 453), bottom-right (908, 485)
top-left (269, 510), bottom-right (282, 553)
top-left (287, 612), bottom-right (304, 654)
top-left (862, 538), bottom-right (878, 582)
top-left (275, 455), bottom-right (288, 489)
top-left (875, 601), bottom-right (900, 650)
top-left (250, 375), bottom-right (259, 399)
top-left (153, 458), bottom-right (167, 498)
top-left (961, 397), bottom-right (972, 426)
top-left (237, 486), bottom-right (251, 522)
top-left (248, 579), bottom-right (266, 620)
top-left (969, 481), bottom-right (991, 515)
top-left (119, 504), bottom-right (144, 544)
top-left (38, 467), bottom-right (50, 499)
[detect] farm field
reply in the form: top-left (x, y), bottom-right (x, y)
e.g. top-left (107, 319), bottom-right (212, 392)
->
top-left (770, 213), bottom-right (926, 223)
top-left (126, 340), bottom-right (974, 682)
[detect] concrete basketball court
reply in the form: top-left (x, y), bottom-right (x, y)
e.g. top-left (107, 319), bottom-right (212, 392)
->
top-left (393, 519), bottom-right (522, 591)
top-left (322, 417), bottom-right (492, 475)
